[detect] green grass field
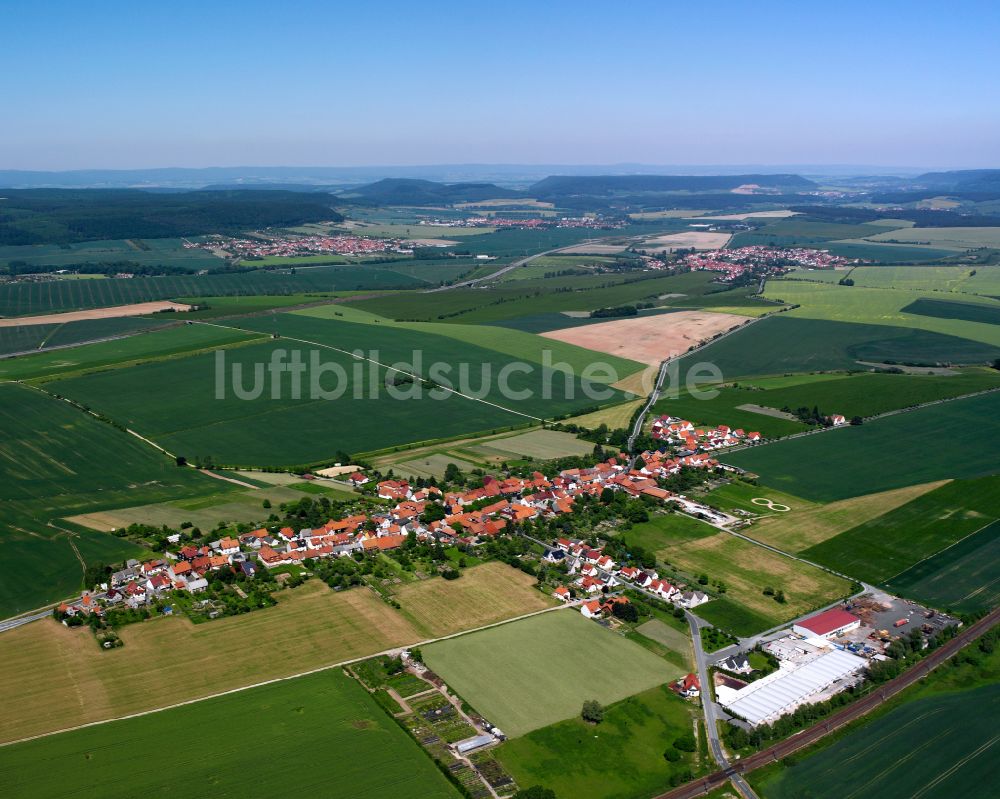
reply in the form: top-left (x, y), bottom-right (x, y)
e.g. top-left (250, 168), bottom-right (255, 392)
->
top-left (422, 610), bottom-right (678, 737)
top-left (623, 513), bottom-right (718, 554)
top-left (800, 476), bottom-right (1000, 585)
top-left (700, 480), bottom-right (814, 517)
top-left (0, 322), bottom-right (263, 381)
top-left (0, 383), bottom-right (223, 617)
top-left (753, 683), bottom-right (999, 799)
top-left (672, 316), bottom-right (1000, 381)
top-left (863, 225), bottom-right (1000, 250)
top-left (883, 520), bottom-right (1000, 613)
top-left (695, 598), bottom-right (777, 638)
top-left (498, 685), bottom-right (700, 799)
top-left (724, 390), bottom-right (1000, 502)
top-left (903, 297), bottom-right (1000, 326)
top-left (0, 668), bottom-right (459, 799)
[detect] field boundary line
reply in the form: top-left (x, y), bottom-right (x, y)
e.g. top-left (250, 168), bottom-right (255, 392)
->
top-left (0, 601), bottom-right (576, 748)
top-left (881, 517), bottom-right (1000, 584)
top-left (194, 320), bottom-right (546, 422)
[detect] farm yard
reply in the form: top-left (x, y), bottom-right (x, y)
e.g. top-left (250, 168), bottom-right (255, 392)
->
top-left (723, 390), bottom-right (1000, 502)
top-left (498, 685), bottom-right (703, 799)
top-left (0, 668), bottom-right (458, 799)
top-left (0, 581), bottom-right (423, 744)
top-left (393, 561), bottom-right (555, 637)
top-left (422, 610), bottom-right (676, 737)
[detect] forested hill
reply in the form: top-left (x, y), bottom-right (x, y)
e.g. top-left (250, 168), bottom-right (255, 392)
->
top-left (914, 169), bottom-right (1000, 190)
top-left (0, 190), bottom-right (342, 245)
top-left (529, 173), bottom-right (816, 196)
top-left (341, 178), bottom-right (524, 205)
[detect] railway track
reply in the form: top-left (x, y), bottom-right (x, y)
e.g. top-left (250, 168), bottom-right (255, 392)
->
top-left (649, 606), bottom-right (1000, 799)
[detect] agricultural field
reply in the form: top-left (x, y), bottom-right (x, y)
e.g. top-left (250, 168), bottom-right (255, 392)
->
top-left (541, 309), bottom-right (752, 368)
top-left (672, 316), bottom-right (1000, 382)
top-left (762, 280), bottom-right (1000, 347)
top-left (422, 610), bottom-right (676, 737)
top-left (0, 322), bottom-right (263, 381)
top-left (350, 270), bottom-right (745, 324)
top-left (0, 236), bottom-right (224, 271)
top-left (903, 296), bottom-right (1000, 326)
top-left (0, 314), bottom-right (171, 356)
top-left (393, 561), bottom-right (555, 638)
top-left (498, 685), bottom-right (702, 799)
top-left (293, 303), bottom-right (646, 382)
top-left (0, 383), bottom-right (222, 617)
top-left (565, 397), bottom-right (644, 430)
top-left (696, 598), bottom-right (777, 639)
top-left (729, 218), bottom-right (907, 247)
top-left (883, 520), bottom-right (1000, 613)
top-left (0, 668), bottom-right (459, 799)
top-left (846, 264), bottom-right (1000, 295)
top-left (465, 429), bottom-right (597, 462)
top-left (654, 370), bottom-right (1000, 437)
top-left (47, 324), bottom-right (617, 467)
top-left (623, 512), bottom-right (718, 554)
top-left (726, 390), bottom-right (1000, 502)
top-left (801, 476), bottom-right (1000, 585)
top-left (0, 265), bottom-right (426, 317)
top-left (0, 581), bottom-right (422, 743)
top-left (752, 683), bottom-right (999, 799)
top-left (656, 532), bottom-right (853, 632)
top-left (748, 481), bottom-right (946, 552)
top-left (862, 225), bottom-right (1000, 250)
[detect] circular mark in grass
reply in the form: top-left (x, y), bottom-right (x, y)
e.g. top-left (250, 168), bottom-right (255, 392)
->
top-left (751, 497), bottom-right (791, 512)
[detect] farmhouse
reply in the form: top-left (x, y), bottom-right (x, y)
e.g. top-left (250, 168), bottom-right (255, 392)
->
top-left (793, 608), bottom-right (861, 640)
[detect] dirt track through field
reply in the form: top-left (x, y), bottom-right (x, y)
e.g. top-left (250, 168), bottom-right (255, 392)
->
top-left (540, 310), bottom-right (751, 367)
top-left (0, 301), bottom-right (192, 327)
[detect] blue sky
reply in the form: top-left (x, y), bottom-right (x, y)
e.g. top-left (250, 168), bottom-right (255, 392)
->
top-left (3, 1), bottom-right (999, 169)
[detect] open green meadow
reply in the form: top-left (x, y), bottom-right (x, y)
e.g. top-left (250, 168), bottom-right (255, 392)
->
top-left (0, 323), bottom-right (263, 381)
top-left (724, 390), bottom-right (1000, 502)
top-left (801, 477), bottom-right (1000, 585)
top-left (672, 316), bottom-right (1000, 381)
top-left (883, 520), bottom-right (1000, 613)
top-left (623, 512), bottom-right (718, 554)
top-left (465, 428), bottom-right (597, 461)
top-left (498, 685), bottom-right (701, 799)
top-left (0, 383), bottom-right (222, 617)
top-left (696, 598), bottom-right (777, 639)
top-left (700, 480), bottom-right (814, 518)
top-left (753, 683), bottom-right (999, 799)
top-left (0, 668), bottom-right (459, 799)
top-left (862, 225), bottom-right (1000, 250)
top-left (422, 610), bottom-right (677, 737)
top-left (762, 281), bottom-right (1000, 347)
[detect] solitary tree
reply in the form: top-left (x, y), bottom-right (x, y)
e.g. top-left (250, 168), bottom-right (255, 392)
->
top-left (581, 700), bottom-right (604, 724)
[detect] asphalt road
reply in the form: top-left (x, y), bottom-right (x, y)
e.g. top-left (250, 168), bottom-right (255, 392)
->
top-left (0, 609), bottom-right (52, 633)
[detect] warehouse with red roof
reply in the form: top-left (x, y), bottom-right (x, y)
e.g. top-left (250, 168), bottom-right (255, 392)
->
top-left (792, 608), bottom-right (861, 640)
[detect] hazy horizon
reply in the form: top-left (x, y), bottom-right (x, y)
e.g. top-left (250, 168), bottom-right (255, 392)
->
top-left (3, 1), bottom-right (998, 171)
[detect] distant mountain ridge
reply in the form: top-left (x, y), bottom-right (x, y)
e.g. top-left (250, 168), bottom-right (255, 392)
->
top-left (529, 173), bottom-right (816, 196)
top-left (914, 169), bottom-right (1000, 190)
top-left (340, 178), bottom-right (523, 204)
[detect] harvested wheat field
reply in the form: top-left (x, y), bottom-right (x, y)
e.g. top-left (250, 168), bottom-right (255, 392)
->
top-left (567, 398), bottom-right (645, 430)
top-left (394, 561), bottom-right (555, 638)
top-left (0, 581), bottom-right (422, 744)
top-left (751, 481), bottom-right (949, 553)
top-left (0, 301), bottom-right (191, 327)
top-left (541, 310), bottom-right (750, 367)
top-left (640, 231), bottom-right (732, 251)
